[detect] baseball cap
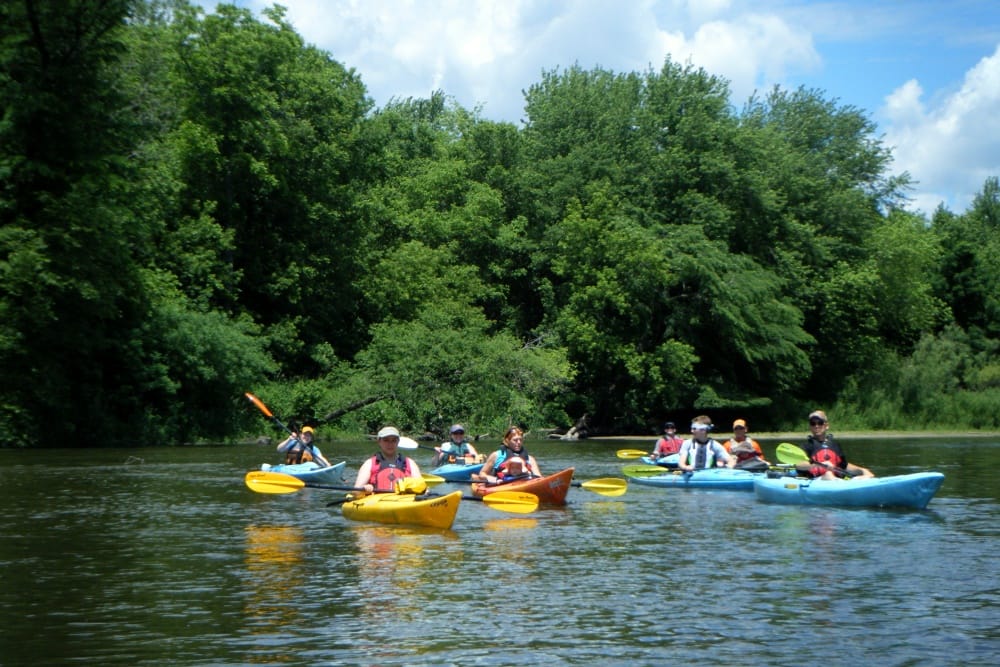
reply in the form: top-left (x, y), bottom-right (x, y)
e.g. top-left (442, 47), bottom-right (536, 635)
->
top-left (377, 426), bottom-right (400, 439)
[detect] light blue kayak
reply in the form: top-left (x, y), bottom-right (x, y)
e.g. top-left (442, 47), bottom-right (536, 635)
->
top-left (428, 461), bottom-right (484, 482)
top-left (260, 461), bottom-right (347, 485)
top-left (640, 454), bottom-right (679, 468)
top-left (753, 472), bottom-right (945, 509)
top-left (626, 467), bottom-right (758, 490)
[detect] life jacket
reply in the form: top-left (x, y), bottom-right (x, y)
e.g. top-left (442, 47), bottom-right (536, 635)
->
top-left (725, 437), bottom-right (761, 462)
top-left (494, 446), bottom-right (532, 481)
top-left (441, 440), bottom-right (471, 463)
top-left (809, 441), bottom-right (844, 477)
top-left (655, 435), bottom-right (683, 456)
top-left (685, 439), bottom-right (717, 469)
top-left (284, 441), bottom-right (315, 465)
top-left (367, 452), bottom-right (414, 491)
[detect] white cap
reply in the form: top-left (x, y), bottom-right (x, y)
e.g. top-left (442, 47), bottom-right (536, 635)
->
top-left (377, 426), bottom-right (400, 439)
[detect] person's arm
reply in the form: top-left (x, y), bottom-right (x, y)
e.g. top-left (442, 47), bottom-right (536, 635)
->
top-left (473, 453), bottom-right (497, 482)
top-left (527, 455), bottom-right (542, 477)
top-left (409, 458), bottom-right (422, 479)
top-left (677, 443), bottom-right (692, 471)
top-left (311, 445), bottom-right (331, 468)
top-left (465, 442), bottom-right (479, 457)
top-left (276, 435), bottom-right (295, 452)
top-left (716, 442), bottom-right (736, 468)
top-left (846, 462), bottom-right (875, 478)
top-left (353, 459), bottom-right (374, 494)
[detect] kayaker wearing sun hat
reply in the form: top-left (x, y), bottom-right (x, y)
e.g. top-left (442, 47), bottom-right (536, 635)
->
top-left (722, 419), bottom-right (768, 471)
top-left (650, 421), bottom-right (684, 461)
top-left (353, 426), bottom-right (424, 494)
top-left (803, 411), bottom-right (874, 480)
top-left (432, 424), bottom-right (480, 467)
top-left (276, 425), bottom-right (331, 467)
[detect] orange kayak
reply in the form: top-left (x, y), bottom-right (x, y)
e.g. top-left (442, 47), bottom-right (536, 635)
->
top-left (472, 467), bottom-right (574, 506)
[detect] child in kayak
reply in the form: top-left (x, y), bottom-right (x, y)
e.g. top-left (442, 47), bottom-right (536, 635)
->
top-left (677, 416), bottom-right (735, 472)
top-left (473, 426), bottom-right (541, 484)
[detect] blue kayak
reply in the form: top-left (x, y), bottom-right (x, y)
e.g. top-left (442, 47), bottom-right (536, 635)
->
top-left (753, 472), bottom-right (945, 509)
top-left (640, 454), bottom-right (679, 468)
top-left (626, 467), bottom-right (758, 490)
top-left (428, 461), bottom-right (484, 482)
top-left (260, 461), bottom-right (347, 485)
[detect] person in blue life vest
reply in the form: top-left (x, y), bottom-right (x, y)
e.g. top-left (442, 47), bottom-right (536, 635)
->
top-left (353, 426), bottom-right (424, 494)
top-left (802, 410), bottom-right (874, 480)
top-left (472, 426), bottom-right (541, 483)
top-left (676, 415), bottom-right (735, 472)
top-left (431, 424), bottom-right (480, 467)
top-left (276, 425), bottom-right (331, 467)
top-left (650, 421), bottom-right (684, 461)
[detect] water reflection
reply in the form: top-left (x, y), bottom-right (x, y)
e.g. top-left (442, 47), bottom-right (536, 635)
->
top-left (242, 523), bottom-right (306, 663)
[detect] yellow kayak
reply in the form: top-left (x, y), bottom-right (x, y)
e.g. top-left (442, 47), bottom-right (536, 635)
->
top-left (341, 491), bottom-right (463, 529)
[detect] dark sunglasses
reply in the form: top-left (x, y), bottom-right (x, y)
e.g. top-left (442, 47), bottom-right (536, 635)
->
top-left (809, 419), bottom-right (826, 426)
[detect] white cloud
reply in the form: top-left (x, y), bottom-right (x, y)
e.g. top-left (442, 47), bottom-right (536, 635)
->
top-left (883, 44), bottom-right (1000, 215)
top-left (203, 1), bottom-right (998, 214)
top-left (655, 13), bottom-right (820, 103)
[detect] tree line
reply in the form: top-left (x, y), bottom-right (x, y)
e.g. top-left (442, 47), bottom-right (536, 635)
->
top-left (2, 1), bottom-right (997, 447)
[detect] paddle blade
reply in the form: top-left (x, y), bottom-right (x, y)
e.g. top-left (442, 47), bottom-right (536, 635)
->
top-left (398, 436), bottom-right (420, 450)
top-left (775, 443), bottom-right (810, 464)
top-left (616, 449), bottom-right (648, 459)
top-left (477, 491), bottom-right (539, 514)
top-left (621, 465), bottom-right (672, 477)
top-left (394, 477), bottom-right (428, 494)
top-left (577, 478), bottom-right (628, 496)
top-left (420, 473), bottom-right (445, 486)
top-left (245, 392), bottom-right (274, 418)
top-left (245, 470), bottom-right (305, 494)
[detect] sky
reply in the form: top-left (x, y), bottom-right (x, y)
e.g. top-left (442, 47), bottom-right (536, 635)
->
top-left (204, 0), bottom-right (1000, 217)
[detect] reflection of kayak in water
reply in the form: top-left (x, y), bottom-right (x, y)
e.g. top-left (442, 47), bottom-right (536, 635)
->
top-left (753, 472), bottom-right (945, 509)
top-left (482, 518), bottom-right (539, 532)
top-left (341, 490), bottom-right (463, 529)
top-left (260, 461), bottom-right (346, 485)
top-left (472, 468), bottom-right (574, 506)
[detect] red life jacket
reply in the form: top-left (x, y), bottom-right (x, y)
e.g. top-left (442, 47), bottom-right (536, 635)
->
top-left (368, 453), bottom-right (413, 491)
top-left (655, 435), bottom-right (683, 456)
top-left (810, 444), bottom-right (843, 477)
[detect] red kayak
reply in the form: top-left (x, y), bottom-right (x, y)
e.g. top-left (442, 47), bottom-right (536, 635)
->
top-left (472, 467), bottom-right (574, 506)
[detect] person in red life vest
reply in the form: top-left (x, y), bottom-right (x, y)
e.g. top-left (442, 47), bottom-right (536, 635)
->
top-left (473, 426), bottom-right (541, 484)
top-left (276, 425), bottom-right (331, 467)
top-left (676, 415), bottom-right (735, 472)
top-left (803, 410), bottom-right (874, 480)
top-left (722, 419), bottom-right (769, 471)
top-left (353, 426), bottom-right (423, 494)
top-left (650, 421), bottom-right (683, 462)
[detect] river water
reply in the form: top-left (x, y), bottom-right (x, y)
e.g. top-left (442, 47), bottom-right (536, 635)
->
top-left (0, 436), bottom-right (997, 666)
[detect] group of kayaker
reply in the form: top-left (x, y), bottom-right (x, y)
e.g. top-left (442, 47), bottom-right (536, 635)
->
top-left (648, 410), bottom-right (874, 479)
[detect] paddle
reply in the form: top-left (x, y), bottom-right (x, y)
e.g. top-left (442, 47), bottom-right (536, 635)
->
top-left (245, 392), bottom-right (331, 467)
top-left (615, 449), bottom-right (649, 459)
top-left (398, 437), bottom-right (482, 466)
top-left (775, 442), bottom-right (860, 478)
top-left (446, 476), bottom-right (628, 497)
top-left (245, 471), bottom-right (538, 513)
top-left (621, 464), bottom-right (672, 477)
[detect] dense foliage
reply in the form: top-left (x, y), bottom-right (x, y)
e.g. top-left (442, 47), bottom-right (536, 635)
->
top-left (2, 1), bottom-right (997, 446)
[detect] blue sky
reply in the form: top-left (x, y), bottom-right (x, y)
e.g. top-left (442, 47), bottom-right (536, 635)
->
top-left (205, 1), bottom-right (1000, 216)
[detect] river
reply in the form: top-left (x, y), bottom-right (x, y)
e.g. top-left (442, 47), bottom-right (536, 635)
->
top-left (0, 435), bottom-right (997, 666)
